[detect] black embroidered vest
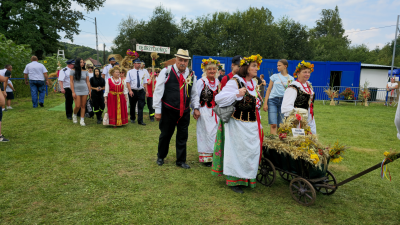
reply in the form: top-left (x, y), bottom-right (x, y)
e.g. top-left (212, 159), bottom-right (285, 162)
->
top-left (288, 84), bottom-right (314, 110)
top-left (200, 79), bottom-right (218, 108)
top-left (231, 78), bottom-right (261, 122)
top-left (162, 66), bottom-right (193, 112)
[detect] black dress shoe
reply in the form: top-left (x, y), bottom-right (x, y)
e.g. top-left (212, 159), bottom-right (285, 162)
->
top-left (138, 122), bottom-right (146, 126)
top-left (97, 120), bottom-right (102, 124)
top-left (157, 158), bottom-right (164, 166)
top-left (67, 117), bottom-right (72, 120)
top-left (39, 103), bottom-right (44, 107)
top-left (176, 163), bottom-right (190, 169)
top-left (230, 186), bottom-right (244, 194)
top-left (150, 117), bottom-right (155, 122)
top-left (131, 120), bottom-right (136, 124)
top-left (204, 162), bottom-right (212, 167)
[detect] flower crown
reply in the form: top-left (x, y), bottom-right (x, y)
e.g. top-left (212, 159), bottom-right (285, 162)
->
top-left (126, 49), bottom-right (139, 58)
top-left (293, 60), bottom-right (314, 78)
top-left (201, 58), bottom-right (221, 70)
top-left (240, 54), bottom-right (262, 69)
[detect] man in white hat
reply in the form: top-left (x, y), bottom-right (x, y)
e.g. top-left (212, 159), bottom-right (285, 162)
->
top-left (153, 49), bottom-right (200, 169)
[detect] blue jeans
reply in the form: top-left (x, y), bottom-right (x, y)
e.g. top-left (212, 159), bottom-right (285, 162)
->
top-left (30, 80), bottom-right (46, 108)
top-left (267, 97), bottom-right (284, 126)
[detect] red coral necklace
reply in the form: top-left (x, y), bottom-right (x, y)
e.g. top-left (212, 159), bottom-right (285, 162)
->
top-left (207, 77), bottom-right (216, 88)
top-left (246, 79), bottom-right (255, 91)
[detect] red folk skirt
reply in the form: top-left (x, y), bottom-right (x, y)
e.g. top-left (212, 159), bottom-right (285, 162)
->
top-left (107, 79), bottom-right (128, 126)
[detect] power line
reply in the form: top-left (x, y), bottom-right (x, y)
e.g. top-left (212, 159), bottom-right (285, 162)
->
top-left (345, 25), bottom-right (396, 34)
top-left (80, 31), bottom-right (96, 35)
top-left (97, 28), bottom-right (112, 43)
top-left (83, 15), bottom-right (95, 21)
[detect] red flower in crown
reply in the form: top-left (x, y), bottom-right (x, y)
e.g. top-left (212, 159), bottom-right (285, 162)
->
top-left (295, 114), bottom-right (302, 121)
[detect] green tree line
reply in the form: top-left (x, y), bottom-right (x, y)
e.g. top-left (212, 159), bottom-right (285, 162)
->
top-left (60, 42), bottom-right (111, 65)
top-left (112, 5), bottom-right (400, 67)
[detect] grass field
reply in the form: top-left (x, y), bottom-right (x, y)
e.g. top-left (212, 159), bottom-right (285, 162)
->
top-left (0, 93), bottom-right (399, 224)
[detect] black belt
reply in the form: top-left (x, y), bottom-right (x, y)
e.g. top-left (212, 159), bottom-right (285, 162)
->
top-left (133, 89), bottom-right (144, 92)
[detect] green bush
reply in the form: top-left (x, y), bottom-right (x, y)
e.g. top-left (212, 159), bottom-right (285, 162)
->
top-left (0, 33), bottom-right (32, 78)
top-left (39, 54), bottom-right (67, 75)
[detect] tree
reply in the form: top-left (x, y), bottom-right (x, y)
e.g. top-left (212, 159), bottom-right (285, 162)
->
top-left (112, 5), bottom-right (180, 65)
top-left (0, 0), bottom-right (106, 59)
top-left (311, 6), bottom-right (350, 61)
top-left (275, 16), bottom-right (313, 60)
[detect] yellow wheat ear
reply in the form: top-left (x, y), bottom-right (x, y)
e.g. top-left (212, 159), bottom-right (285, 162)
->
top-left (151, 52), bottom-right (159, 60)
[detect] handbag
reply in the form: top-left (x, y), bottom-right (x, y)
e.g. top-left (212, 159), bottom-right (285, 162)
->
top-left (103, 106), bottom-right (109, 125)
top-left (85, 97), bottom-right (94, 118)
top-left (212, 80), bottom-right (244, 123)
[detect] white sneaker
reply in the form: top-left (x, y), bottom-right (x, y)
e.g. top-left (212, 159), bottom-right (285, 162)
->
top-left (6, 106), bottom-right (12, 109)
top-left (80, 120), bottom-right (86, 126)
top-left (73, 115), bottom-right (78, 124)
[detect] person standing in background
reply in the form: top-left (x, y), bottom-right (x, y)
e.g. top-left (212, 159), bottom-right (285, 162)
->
top-left (87, 65), bottom-right (94, 79)
top-left (263, 59), bottom-right (294, 135)
top-left (102, 57), bottom-right (117, 81)
top-left (387, 77), bottom-right (398, 106)
top-left (5, 75), bottom-right (16, 109)
top-left (23, 56), bottom-right (49, 108)
top-left (220, 55), bottom-right (242, 90)
top-left (218, 69), bottom-right (225, 82)
top-left (59, 59), bottom-right (75, 120)
top-left (259, 74), bottom-right (266, 97)
top-left (0, 65), bottom-right (12, 101)
top-left (146, 68), bottom-right (159, 122)
top-left (126, 58), bottom-right (148, 126)
top-left (90, 68), bottom-right (105, 124)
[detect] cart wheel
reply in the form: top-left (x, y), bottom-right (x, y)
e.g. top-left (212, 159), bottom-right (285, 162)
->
top-left (279, 171), bottom-right (294, 182)
top-left (290, 177), bottom-right (316, 206)
top-left (257, 158), bottom-right (276, 187)
top-left (315, 170), bottom-right (337, 196)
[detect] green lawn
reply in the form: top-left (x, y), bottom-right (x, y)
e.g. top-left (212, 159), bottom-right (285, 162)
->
top-left (0, 94), bottom-right (399, 224)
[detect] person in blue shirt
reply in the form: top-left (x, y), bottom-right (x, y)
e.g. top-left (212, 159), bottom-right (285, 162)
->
top-left (262, 59), bottom-right (294, 135)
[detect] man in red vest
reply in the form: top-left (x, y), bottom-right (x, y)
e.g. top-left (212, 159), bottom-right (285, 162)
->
top-left (153, 49), bottom-right (200, 169)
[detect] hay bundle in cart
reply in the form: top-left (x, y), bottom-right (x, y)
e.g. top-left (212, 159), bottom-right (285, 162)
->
top-left (258, 109), bottom-right (400, 206)
top-left (258, 109), bottom-right (347, 206)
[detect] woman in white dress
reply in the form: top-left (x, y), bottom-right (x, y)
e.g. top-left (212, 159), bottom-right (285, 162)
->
top-left (196, 58), bottom-right (220, 167)
top-left (281, 61), bottom-right (316, 134)
top-left (213, 55), bottom-right (263, 194)
top-left (387, 77), bottom-right (398, 106)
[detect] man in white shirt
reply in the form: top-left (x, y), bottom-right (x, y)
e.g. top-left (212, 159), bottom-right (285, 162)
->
top-left (153, 49), bottom-right (200, 169)
top-left (59, 59), bottom-right (75, 119)
top-left (23, 56), bottom-right (49, 108)
top-left (126, 58), bottom-right (148, 126)
top-left (102, 57), bottom-right (117, 80)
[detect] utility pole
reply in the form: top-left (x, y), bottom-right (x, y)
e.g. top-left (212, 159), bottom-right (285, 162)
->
top-left (390, 15), bottom-right (400, 78)
top-left (95, 17), bottom-right (99, 63)
top-left (103, 44), bottom-right (106, 66)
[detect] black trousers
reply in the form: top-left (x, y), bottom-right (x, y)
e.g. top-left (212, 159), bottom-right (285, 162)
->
top-left (157, 106), bottom-right (190, 164)
top-left (91, 90), bottom-right (105, 120)
top-left (129, 89), bottom-right (145, 123)
top-left (64, 88), bottom-right (73, 117)
top-left (147, 97), bottom-right (155, 117)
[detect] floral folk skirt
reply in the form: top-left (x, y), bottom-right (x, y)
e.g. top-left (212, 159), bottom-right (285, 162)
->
top-left (211, 120), bottom-right (256, 188)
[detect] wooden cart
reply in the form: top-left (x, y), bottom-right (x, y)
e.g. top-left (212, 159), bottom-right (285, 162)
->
top-left (257, 146), bottom-right (399, 206)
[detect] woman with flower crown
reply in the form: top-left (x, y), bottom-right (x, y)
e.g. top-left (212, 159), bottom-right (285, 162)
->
top-left (196, 58), bottom-right (220, 167)
top-left (212, 55), bottom-right (264, 194)
top-left (281, 61), bottom-right (317, 134)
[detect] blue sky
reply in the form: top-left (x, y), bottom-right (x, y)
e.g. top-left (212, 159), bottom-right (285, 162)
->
top-left (61, 0), bottom-right (400, 53)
